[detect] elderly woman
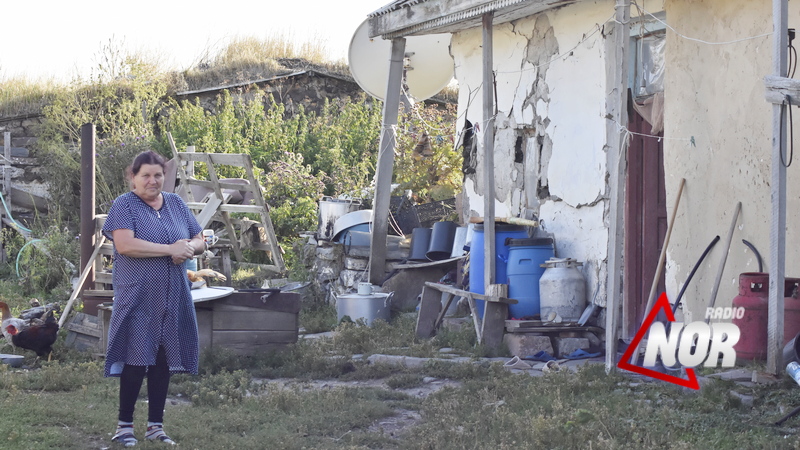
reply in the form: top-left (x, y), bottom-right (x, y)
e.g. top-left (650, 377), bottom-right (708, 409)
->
top-left (103, 150), bottom-right (204, 447)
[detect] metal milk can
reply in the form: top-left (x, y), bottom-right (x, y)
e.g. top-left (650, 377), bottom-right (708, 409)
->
top-left (539, 258), bottom-right (586, 322)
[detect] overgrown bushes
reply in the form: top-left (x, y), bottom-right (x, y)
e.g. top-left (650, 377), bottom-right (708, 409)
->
top-left (8, 49), bottom-right (461, 296)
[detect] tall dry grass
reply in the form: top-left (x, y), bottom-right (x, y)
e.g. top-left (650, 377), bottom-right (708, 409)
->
top-left (0, 77), bottom-right (61, 118)
top-left (0, 34), bottom-right (348, 114)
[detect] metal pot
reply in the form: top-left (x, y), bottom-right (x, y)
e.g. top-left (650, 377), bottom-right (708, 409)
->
top-left (335, 292), bottom-right (393, 326)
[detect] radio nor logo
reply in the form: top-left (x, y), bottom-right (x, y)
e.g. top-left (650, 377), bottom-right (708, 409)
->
top-left (617, 292), bottom-right (741, 390)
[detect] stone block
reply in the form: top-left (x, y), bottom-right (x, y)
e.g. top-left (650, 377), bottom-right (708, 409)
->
top-left (503, 334), bottom-right (553, 357)
top-left (315, 243), bottom-right (343, 261)
top-left (552, 337), bottom-right (590, 358)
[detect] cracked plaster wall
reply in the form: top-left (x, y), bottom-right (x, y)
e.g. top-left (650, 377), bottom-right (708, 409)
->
top-left (452, 1), bottom-right (614, 295)
top-left (662, 0), bottom-right (800, 323)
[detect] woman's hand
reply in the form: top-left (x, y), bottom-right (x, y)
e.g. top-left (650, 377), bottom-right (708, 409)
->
top-left (170, 239), bottom-right (196, 265)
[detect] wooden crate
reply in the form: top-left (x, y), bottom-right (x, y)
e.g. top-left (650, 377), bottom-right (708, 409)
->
top-left (97, 291), bottom-right (301, 357)
top-left (195, 290), bottom-right (301, 356)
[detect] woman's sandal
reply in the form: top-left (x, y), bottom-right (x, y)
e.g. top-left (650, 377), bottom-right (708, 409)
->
top-left (112, 425), bottom-right (137, 447)
top-left (146, 424), bottom-right (176, 445)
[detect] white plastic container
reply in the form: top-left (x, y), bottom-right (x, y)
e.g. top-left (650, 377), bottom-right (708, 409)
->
top-left (317, 197), bottom-right (361, 240)
top-left (539, 258), bottom-right (586, 322)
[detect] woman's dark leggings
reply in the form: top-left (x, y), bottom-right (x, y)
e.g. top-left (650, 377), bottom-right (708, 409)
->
top-left (118, 346), bottom-right (171, 423)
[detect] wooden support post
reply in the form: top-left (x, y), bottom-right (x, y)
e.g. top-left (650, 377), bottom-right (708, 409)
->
top-left (3, 132), bottom-right (10, 196)
top-left (768, 0), bottom-right (789, 375)
top-left (415, 286), bottom-right (443, 339)
top-left (168, 133), bottom-right (195, 203)
top-left (1, 132), bottom-right (8, 263)
top-left (80, 124), bottom-right (96, 293)
top-left (482, 284), bottom-right (508, 355)
top-left (466, 292), bottom-right (482, 343)
top-left (369, 37), bottom-right (406, 286)
top-left (221, 247), bottom-right (233, 287)
top-left (482, 12), bottom-right (497, 291)
top-left (605, 0), bottom-right (631, 372)
top-left (434, 293), bottom-right (455, 330)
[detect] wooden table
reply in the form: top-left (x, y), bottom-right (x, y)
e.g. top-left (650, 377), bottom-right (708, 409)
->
top-left (416, 281), bottom-right (517, 354)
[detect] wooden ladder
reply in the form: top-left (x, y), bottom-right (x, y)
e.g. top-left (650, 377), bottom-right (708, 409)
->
top-left (167, 134), bottom-right (285, 273)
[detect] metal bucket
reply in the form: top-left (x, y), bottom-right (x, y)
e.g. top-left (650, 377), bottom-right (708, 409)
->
top-left (336, 292), bottom-right (393, 326)
top-left (409, 228), bottom-right (432, 261)
top-left (426, 221), bottom-right (457, 261)
top-left (317, 197), bottom-right (361, 241)
top-left (784, 333), bottom-right (800, 366)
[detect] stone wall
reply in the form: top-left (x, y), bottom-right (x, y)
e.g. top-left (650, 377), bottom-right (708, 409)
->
top-left (0, 113), bottom-right (48, 217)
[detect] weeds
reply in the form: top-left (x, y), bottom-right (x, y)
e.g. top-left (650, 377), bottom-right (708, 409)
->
top-left (2, 315), bottom-right (800, 449)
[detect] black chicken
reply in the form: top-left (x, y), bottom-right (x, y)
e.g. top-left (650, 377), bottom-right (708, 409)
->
top-left (0, 301), bottom-right (60, 360)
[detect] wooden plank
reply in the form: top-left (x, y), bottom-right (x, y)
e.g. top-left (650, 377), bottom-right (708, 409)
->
top-left (482, 12), bottom-right (496, 292)
top-left (177, 152), bottom-right (254, 166)
top-left (82, 290), bottom-right (114, 297)
top-left (168, 133), bottom-right (195, 203)
top-left (95, 272), bottom-right (113, 284)
top-left (465, 292), bottom-right (482, 343)
top-left (393, 256), bottom-right (465, 269)
top-left (203, 153), bottom-right (244, 262)
top-left (768, 0), bottom-right (789, 375)
top-left (606, 0), bottom-right (631, 371)
top-left (195, 308), bottom-right (213, 351)
top-left (60, 235), bottom-right (107, 327)
top-left (212, 310), bottom-right (297, 331)
top-left (186, 203), bottom-right (261, 214)
top-left (415, 285), bottom-right (443, 338)
top-left (764, 74), bottom-right (800, 104)
top-left (368, 37), bottom-right (406, 285)
top-left (221, 248), bottom-right (233, 286)
top-left (179, 178), bottom-right (257, 192)
top-left (240, 155), bottom-right (284, 272)
top-left (434, 293), bottom-right (455, 330)
top-left (481, 284), bottom-right (508, 355)
top-left (4, 132), bottom-right (9, 196)
top-left (65, 313), bottom-right (102, 337)
top-left (195, 192), bottom-right (224, 229)
top-left (211, 330), bottom-right (298, 351)
top-left (214, 292), bottom-right (301, 314)
top-left (423, 281), bottom-right (517, 304)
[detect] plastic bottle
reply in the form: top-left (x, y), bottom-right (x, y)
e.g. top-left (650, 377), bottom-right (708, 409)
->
top-left (787, 361), bottom-right (800, 386)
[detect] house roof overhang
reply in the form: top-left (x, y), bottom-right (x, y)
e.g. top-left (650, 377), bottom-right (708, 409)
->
top-left (367, 0), bottom-right (578, 38)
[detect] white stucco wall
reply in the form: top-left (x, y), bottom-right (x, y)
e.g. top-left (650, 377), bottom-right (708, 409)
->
top-left (664, 0), bottom-right (800, 323)
top-left (452, 1), bottom-right (616, 294)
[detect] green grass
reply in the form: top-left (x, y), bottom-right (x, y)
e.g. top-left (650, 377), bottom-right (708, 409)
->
top-left (3, 312), bottom-right (800, 449)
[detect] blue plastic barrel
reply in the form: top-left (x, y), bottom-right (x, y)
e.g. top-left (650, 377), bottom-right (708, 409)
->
top-left (506, 238), bottom-right (554, 319)
top-left (468, 224), bottom-right (528, 317)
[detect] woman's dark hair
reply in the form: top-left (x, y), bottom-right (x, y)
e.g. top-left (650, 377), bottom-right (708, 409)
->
top-left (129, 150), bottom-right (166, 176)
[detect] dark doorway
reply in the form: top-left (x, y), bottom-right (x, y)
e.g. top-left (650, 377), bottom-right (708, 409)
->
top-left (623, 103), bottom-right (667, 338)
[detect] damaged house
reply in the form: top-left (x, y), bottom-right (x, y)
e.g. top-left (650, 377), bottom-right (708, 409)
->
top-left (366, 0), bottom-right (800, 371)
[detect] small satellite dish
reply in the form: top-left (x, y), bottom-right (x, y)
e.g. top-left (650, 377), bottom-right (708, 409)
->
top-left (348, 19), bottom-right (453, 101)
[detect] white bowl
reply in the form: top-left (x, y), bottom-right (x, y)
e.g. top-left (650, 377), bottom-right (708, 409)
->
top-left (332, 210), bottom-right (373, 241)
top-left (0, 354), bottom-right (24, 368)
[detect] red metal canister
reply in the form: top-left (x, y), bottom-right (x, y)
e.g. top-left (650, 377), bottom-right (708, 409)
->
top-left (732, 273), bottom-right (800, 361)
top-left (784, 277), bottom-right (800, 348)
top-left (732, 273), bottom-right (769, 361)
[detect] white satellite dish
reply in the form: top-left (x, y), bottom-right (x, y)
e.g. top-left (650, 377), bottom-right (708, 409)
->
top-left (348, 19), bottom-right (453, 101)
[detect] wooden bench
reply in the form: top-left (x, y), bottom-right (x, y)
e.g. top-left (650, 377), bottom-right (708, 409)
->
top-left (416, 281), bottom-right (517, 354)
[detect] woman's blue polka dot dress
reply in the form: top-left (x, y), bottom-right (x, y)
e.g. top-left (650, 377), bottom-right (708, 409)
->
top-left (102, 191), bottom-right (202, 377)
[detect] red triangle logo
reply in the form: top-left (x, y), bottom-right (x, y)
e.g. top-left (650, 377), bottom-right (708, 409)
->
top-left (617, 292), bottom-right (700, 390)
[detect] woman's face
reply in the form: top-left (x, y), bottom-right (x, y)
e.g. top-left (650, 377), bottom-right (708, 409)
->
top-left (132, 163), bottom-right (164, 201)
